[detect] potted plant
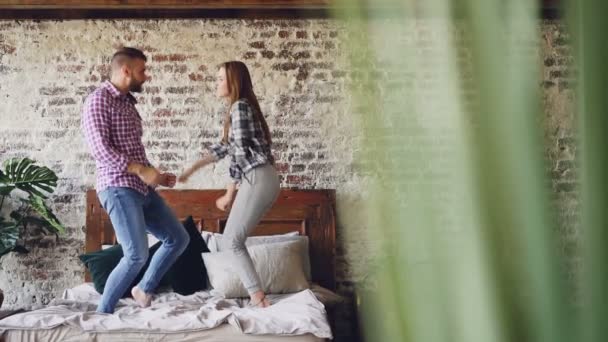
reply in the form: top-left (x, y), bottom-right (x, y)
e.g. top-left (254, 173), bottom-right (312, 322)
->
top-left (0, 158), bottom-right (65, 307)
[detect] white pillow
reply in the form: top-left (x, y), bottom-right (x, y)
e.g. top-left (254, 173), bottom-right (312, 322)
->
top-left (202, 240), bottom-right (309, 298)
top-left (203, 231), bottom-right (311, 281)
top-left (201, 231), bottom-right (214, 246)
top-left (203, 231), bottom-right (299, 252)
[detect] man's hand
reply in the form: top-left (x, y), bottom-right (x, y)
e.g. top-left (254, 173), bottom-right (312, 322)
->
top-left (159, 173), bottom-right (177, 188)
top-left (137, 166), bottom-right (164, 186)
top-left (128, 163), bottom-right (163, 186)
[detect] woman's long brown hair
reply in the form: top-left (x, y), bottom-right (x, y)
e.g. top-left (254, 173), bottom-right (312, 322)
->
top-left (220, 61), bottom-right (272, 145)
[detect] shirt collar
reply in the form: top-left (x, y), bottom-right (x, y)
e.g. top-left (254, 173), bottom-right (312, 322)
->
top-left (102, 81), bottom-right (138, 104)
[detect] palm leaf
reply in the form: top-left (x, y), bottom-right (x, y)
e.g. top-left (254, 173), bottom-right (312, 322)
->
top-left (26, 195), bottom-right (65, 234)
top-left (1, 158), bottom-right (58, 199)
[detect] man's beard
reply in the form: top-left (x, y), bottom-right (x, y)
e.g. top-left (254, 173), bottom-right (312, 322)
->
top-left (129, 79), bottom-right (144, 93)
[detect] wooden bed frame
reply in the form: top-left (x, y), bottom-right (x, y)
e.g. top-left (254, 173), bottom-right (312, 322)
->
top-left (84, 188), bottom-right (337, 290)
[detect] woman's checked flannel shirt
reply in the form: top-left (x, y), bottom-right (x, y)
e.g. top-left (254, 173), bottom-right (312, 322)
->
top-left (208, 99), bottom-right (274, 183)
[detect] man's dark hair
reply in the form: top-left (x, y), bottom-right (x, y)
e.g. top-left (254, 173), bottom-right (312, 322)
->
top-left (111, 47), bottom-right (147, 69)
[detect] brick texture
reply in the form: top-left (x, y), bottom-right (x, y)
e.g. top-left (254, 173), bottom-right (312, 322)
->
top-left (0, 18), bottom-right (361, 340)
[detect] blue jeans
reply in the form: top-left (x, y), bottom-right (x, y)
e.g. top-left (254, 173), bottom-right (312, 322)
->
top-left (96, 187), bottom-right (189, 313)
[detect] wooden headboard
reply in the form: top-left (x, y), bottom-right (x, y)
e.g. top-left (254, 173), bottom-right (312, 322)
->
top-left (85, 189), bottom-right (337, 290)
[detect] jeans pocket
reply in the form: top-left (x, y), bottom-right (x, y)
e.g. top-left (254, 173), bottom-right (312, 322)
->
top-left (250, 167), bottom-right (257, 185)
top-left (98, 189), bottom-right (111, 212)
top-left (101, 187), bottom-right (141, 216)
top-left (243, 167), bottom-right (256, 186)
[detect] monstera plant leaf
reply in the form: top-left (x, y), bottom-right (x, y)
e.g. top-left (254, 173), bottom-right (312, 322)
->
top-left (0, 169), bottom-right (15, 196)
top-left (0, 158), bottom-right (57, 199)
top-left (0, 216), bottom-right (19, 257)
top-left (10, 210), bottom-right (58, 236)
top-left (0, 158), bottom-right (64, 257)
top-left (24, 195), bottom-right (65, 234)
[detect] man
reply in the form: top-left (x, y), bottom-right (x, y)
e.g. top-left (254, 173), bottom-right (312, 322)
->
top-left (81, 47), bottom-right (189, 313)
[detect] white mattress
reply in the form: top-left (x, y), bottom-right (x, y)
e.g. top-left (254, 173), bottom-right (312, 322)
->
top-left (0, 324), bottom-right (325, 342)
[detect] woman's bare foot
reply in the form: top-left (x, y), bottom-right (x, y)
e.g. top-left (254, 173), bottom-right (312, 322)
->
top-left (250, 291), bottom-right (270, 308)
top-left (131, 286), bottom-right (152, 308)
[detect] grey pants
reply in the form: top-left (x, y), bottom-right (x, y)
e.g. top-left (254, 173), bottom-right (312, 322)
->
top-left (221, 164), bottom-right (280, 294)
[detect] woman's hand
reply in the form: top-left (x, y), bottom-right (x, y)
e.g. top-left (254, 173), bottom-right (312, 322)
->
top-left (216, 192), bottom-right (234, 211)
top-left (177, 167), bottom-right (195, 183)
top-left (177, 155), bottom-right (217, 183)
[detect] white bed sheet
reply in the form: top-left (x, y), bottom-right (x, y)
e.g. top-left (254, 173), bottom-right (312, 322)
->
top-left (0, 283), bottom-right (333, 340)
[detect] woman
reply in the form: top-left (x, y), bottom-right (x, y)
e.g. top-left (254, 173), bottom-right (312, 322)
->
top-left (178, 61), bottom-right (279, 308)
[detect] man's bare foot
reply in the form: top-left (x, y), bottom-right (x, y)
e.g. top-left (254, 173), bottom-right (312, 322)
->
top-left (131, 286), bottom-right (152, 308)
top-left (250, 291), bottom-right (270, 308)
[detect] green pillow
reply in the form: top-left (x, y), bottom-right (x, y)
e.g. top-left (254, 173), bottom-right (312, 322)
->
top-left (79, 241), bottom-right (169, 298)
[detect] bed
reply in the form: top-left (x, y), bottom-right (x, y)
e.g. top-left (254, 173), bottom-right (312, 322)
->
top-left (0, 189), bottom-right (338, 342)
